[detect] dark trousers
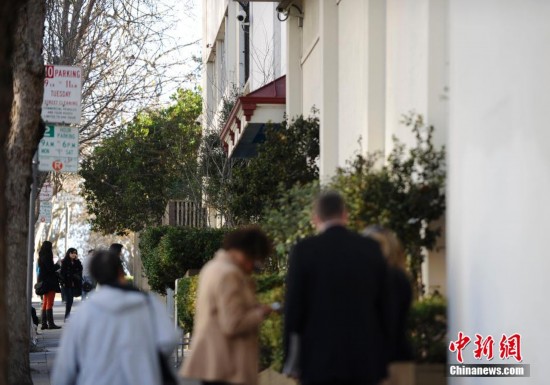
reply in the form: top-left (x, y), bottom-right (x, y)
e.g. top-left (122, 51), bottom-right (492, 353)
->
top-left (64, 287), bottom-right (74, 319)
top-left (31, 306), bottom-right (39, 326)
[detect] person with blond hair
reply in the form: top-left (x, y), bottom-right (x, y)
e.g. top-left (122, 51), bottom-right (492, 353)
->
top-left (363, 226), bottom-right (413, 385)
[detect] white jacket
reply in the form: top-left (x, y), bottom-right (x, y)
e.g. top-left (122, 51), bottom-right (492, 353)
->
top-left (51, 285), bottom-right (179, 385)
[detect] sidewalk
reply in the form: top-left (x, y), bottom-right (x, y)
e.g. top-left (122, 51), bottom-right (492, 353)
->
top-left (30, 300), bottom-right (68, 385)
top-left (29, 299), bottom-right (198, 385)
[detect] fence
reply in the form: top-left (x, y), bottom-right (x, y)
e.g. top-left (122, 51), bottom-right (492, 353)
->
top-left (163, 200), bottom-right (207, 228)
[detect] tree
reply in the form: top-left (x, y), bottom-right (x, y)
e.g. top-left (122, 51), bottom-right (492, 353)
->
top-left (39, 0), bottom-right (200, 211)
top-left (200, 113), bottom-right (319, 226)
top-left (0, 2), bottom-right (24, 381)
top-left (44, 0), bottom-right (198, 147)
top-left (223, 114), bottom-right (319, 224)
top-left (261, 181), bottom-right (319, 271)
top-left (1, 1), bottom-right (47, 383)
top-left (199, 85), bottom-right (244, 226)
top-left (80, 89), bottom-right (202, 234)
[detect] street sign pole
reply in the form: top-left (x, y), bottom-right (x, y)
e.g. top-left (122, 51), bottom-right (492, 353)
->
top-left (64, 202), bottom-right (69, 252)
top-left (26, 153), bottom-right (38, 333)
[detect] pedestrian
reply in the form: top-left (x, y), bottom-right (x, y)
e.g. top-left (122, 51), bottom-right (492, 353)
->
top-left (37, 241), bottom-right (62, 330)
top-left (57, 256), bottom-right (66, 303)
top-left (51, 249), bottom-right (179, 385)
top-left (283, 191), bottom-right (390, 385)
top-left (180, 226), bottom-right (273, 385)
top-left (363, 226), bottom-right (413, 385)
top-left (109, 243), bottom-right (123, 258)
top-left (59, 248), bottom-right (83, 320)
top-left (81, 249), bottom-right (96, 300)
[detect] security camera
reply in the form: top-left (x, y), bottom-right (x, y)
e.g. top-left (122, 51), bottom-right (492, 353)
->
top-left (237, 10), bottom-right (247, 22)
top-left (276, 0), bottom-right (294, 13)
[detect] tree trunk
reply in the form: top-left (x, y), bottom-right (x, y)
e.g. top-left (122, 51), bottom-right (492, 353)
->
top-left (1, 2), bottom-right (32, 383)
top-left (6, 1), bottom-right (46, 383)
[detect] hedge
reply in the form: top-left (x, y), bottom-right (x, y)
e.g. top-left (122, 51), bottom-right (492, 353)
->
top-left (175, 273), bottom-right (447, 371)
top-left (408, 294), bottom-right (447, 363)
top-left (175, 272), bottom-right (286, 370)
top-left (140, 226), bottom-right (228, 293)
top-left (176, 275), bottom-right (199, 333)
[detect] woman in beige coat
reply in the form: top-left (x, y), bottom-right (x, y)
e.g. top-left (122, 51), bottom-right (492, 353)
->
top-left (180, 226), bottom-right (273, 385)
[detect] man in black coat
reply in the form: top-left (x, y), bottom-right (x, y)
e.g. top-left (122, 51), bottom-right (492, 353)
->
top-left (283, 191), bottom-right (390, 385)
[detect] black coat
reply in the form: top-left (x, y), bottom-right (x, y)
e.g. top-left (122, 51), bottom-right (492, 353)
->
top-left (387, 267), bottom-right (413, 362)
top-left (60, 258), bottom-right (83, 291)
top-left (283, 225), bottom-right (390, 385)
top-left (38, 249), bottom-right (61, 293)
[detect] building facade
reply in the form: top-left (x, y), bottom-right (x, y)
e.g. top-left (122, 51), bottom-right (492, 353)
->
top-left (202, 0), bottom-right (287, 133)
top-left (204, 0), bottom-right (448, 295)
top-left (204, 0), bottom-right (550, 379)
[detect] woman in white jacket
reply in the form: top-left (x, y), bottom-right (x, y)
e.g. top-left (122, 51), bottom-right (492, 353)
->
top-left (52, 249), bottom-right (179, 385)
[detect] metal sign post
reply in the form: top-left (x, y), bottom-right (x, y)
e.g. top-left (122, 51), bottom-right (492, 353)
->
top-left (26, 153), bottom-right (38, 333)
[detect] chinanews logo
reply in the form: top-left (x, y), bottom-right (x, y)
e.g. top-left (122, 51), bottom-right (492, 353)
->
top-left (447, 332), bottom-right (530, 377)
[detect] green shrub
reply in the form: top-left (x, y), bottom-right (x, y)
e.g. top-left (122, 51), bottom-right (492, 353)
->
top-left (176, 275), bottom-right (199, 333)
top-left (261, 181), bottom-right (319, 271)
top-left (330, 113), bottom-right (446, 297)
top-left (258, 282), bottom-right (285, 371)
top-left (140, 226), bottom-right (172, 293)
top-left (408, 294), bottom-right (447, 363)
top-left (140, 226), bottom-right (228, 293)
top-left (255, 273), bottom-right (285, 293)
top-left (174, 271), bottom-right (286, 370)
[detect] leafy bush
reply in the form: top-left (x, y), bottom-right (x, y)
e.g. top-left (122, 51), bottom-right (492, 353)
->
top-left (408, 294), bottom-right (447, 363)
top-left (257, 280), bottom-right (285, 371)
top-left (226, 113), bottom-right (320, 224)
top-left (331, 113), bottom-right (446, 296)
top-left (261, 181), bottom-right (319, 270)
top-left (176, 275), bottom-right (199, 333)
top-left (140, 226), bottom-right (228, 293)
top-left (174, 271), bottom-right (286, 370)
top-left (140, 226), bottom-right (172, 293)
top-left (81, 89), bottom-right (202, 234)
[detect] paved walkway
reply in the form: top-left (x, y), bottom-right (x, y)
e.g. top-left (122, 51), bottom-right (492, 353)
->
top-left (29, 299), bottom-right (198, 385)
top-left (30, 300), bottom-right (68, 385)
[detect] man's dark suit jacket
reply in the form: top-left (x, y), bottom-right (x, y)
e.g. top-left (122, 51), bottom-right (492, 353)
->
top-left (283, 225), bottom-right (390, 385)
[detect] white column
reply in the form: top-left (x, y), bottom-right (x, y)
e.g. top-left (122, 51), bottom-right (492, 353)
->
top-left (385, 0), bottom-right (430, 151)
top-left (285, 3), bottom-right (302, 119)
top-left (337, 0), bottom-right (369, 164)
top-left (366, 0), bottom-right (387, 155)
top-left (319, 0), bottom-right (339, 181)
top-left (448, 1), bottom-right (550, 383)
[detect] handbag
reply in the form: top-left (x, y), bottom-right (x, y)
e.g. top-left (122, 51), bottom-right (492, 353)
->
top-left (146, 295), bottom-right (178, 385)
top-left (82, 281), bottom-right (93, 292)
top-left (34, 281), bottom-right (46, 296)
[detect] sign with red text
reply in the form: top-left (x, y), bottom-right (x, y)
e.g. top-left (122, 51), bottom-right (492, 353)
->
top-left (41, 65), bottom-right (82, 124)
top-left (38, 125), bottom-right (79, 173)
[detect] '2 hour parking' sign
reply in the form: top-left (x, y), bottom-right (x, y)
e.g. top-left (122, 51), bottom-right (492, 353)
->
top-left (38, 125), bottom-right (79, 173)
